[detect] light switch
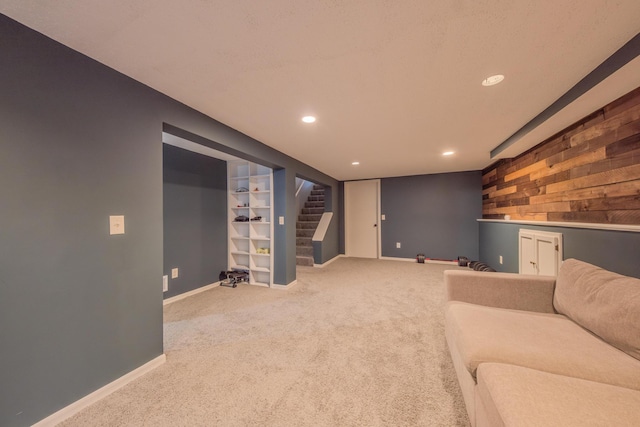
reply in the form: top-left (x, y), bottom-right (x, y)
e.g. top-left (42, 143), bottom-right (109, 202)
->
top-left (279, 216), bottom-right (284, 225)
top-left (109, 215), bottom-right (125, 235)
top-left (171, 268), bottom-right (179, 279)
top-left (381, 214), bottom-right (386, 220)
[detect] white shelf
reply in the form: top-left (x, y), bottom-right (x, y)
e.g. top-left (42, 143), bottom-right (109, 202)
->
top-left (228, 160), bottom-right (274, 287)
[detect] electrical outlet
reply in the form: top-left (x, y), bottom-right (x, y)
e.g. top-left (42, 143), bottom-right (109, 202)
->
top-left (171, 268), bottom-right (179, 279)
top-left (279, 216), bottom-right (284, 225)
top-left (163, 275), bottom-right (168, 292)
top-left (396, 242), bottom-right (401, 249)
top-left (381, 214), bottom-right (386, 220)
top-left (499, 255), bottom-right (503, 265)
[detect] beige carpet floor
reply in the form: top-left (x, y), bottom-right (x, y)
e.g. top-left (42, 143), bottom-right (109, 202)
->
top-left (60, 258), bottom-right (469, 426)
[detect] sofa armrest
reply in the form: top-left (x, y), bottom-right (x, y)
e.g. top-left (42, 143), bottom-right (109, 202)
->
top-left (444, 270), bottom-right (556, 313)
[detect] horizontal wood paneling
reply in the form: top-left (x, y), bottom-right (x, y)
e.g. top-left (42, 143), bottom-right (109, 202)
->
top-left (482, 86), bottom-right (640, 225)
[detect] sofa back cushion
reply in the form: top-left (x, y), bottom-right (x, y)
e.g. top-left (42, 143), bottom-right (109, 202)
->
top-left (554, 259), bottom-right (640, 361)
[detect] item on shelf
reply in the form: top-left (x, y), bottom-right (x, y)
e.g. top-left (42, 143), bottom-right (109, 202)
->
top-left (251, 216), bottom-right (262, 222)
top-left (235, 187), bottom-right (249, 193)
top-left (234, 215), bottom-right (249, 222)
top-left (254, 187), bottom-right (260, 191)
top-left (256, 247), bottom-right (270, 254)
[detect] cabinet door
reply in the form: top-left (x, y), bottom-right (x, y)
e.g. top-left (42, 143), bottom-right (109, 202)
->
top-left (536, 236), bottom-right (558, 276)
top-left (519, 232), bottom-right (537, 274)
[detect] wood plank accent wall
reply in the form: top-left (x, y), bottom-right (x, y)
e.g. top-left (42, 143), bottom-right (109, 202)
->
top-left (482, 86), bottom-right (640, 224)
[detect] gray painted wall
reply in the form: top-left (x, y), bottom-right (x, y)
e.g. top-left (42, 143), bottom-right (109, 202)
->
top-left (0, 15), bottom-right (340, 426)
top-left (163, 145), bottom-right (227, 298)
top-left (380, 171), bottom-right (482, 260)
top-left (479, 221), bottom-right (640, 278)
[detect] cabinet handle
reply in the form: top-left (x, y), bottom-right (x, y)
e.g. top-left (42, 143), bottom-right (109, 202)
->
top-left (530, 261), bottom-right (536, 266)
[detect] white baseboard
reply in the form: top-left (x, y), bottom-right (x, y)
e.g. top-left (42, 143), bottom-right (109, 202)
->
top-left (163, 281), bottom-right (220, 306)
top-left (379, 256), bottom-right (415, 262)
top-left (271, 279), bottom-right (297, 290)
top-left (313, 254), bottom-right (345, 268)
top-left (379, 256), bottom-right (458, 265)
top-left (32, 354), bottom-right (166, 427)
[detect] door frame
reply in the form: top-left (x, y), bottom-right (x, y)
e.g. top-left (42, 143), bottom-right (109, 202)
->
top-left (344, 179), bottom-right (381, 259)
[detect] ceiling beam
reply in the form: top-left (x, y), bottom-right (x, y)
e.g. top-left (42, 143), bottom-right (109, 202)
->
top-left (491, 32), bottom-right (640, 159)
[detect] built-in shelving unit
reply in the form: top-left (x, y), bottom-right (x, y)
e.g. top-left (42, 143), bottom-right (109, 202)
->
top-left (228, 160), bottom-right (273, 287)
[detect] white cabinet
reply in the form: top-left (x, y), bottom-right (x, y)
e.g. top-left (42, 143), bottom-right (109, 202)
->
top-left (228, 160), bottom-right (273, 287)
top-left (519, 229), bottom-right (563, 276)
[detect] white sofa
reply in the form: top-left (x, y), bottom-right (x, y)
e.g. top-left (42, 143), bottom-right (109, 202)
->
top-left (444, 258), bottom-right (640, 426)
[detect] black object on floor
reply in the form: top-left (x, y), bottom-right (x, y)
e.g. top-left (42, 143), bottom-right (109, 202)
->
top-left (219, 269), bottom-right (249, 288)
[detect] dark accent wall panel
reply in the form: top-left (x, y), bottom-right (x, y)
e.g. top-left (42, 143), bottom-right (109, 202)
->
top-left (380, 171), bottom-right (482, 260)
top-left (163, 145), bottom-right (227, 298)
top-left (483, 86), bottom-right (640, 224)
top-left (0, 15), bottom-right (340, 426)
top-left (479, 221), bottom-right (640, 278)
top-left (0, 16), bottom-right (164, 427)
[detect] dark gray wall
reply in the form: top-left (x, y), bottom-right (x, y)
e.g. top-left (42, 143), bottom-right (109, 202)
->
top-left (0, 15), bottom-right (340, 426)
top-left (163, 145), bottom-right (227, 298)
top-left (380, 171), bottom-right (482, 260)
top-left (479, 221), bottom-right (640, 278)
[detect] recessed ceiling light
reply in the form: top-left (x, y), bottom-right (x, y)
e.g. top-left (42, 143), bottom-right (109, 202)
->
top-left (482, 75), bottom-right (505, 86)
top-left (302, 116), bottom-right (316, 123)
top-left (352, 161), bottom-right (360, 166)
top-left (442, 151), bottom-right (455, 156)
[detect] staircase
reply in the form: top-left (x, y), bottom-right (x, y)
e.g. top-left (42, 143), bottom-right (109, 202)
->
top-left (296, 185), bottom-right (325, 266)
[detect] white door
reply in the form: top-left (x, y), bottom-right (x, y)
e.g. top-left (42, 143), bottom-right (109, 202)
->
top-left (519, 232), bottom-right (537, 274)
top-left (345, 180), bottom-right (379, 258)
top-left (536, 236), bottom-right (559, 276)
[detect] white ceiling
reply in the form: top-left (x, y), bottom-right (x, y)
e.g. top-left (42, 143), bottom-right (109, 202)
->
top-left (2, 1), bottom-right (640, 180)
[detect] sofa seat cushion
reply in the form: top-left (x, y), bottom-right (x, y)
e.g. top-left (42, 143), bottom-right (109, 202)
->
top-left (554, 258), bottom-right (640, 361)
top-left (476, 363), bottom-right (640, 427)
top-left (445, 301), bottom-right (640, 391)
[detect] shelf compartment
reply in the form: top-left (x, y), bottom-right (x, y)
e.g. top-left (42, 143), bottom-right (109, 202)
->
top-left (230, 162), bottom-right (250, 178)
top-left (250, 254), bottom-right (271, 270)
top-left (250, 270), bottom-right (271, 286)
top-left (251, 163), bottom-right (272, 176)
top-left (230, 238), bottom-right (249, 253)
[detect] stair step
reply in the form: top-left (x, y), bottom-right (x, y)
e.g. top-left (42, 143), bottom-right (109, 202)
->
top-left (297, 221), bottom-right (320, 229)
top-left (296, 256), bottom-right (314, 266)
top-left (296, 246), bottom-right (313, 256)
top-left (296, 237), bottom-right (312, 247)
top-left (313, 184), bottom-right (324, 191)
top-left (302, 207), bottom-right (324, 215)
top-left (305, 201), bottom-right (325, 208)
top-left (296, 229), bottom-right (315, 237)
top-left (310, 190), bottom-right (325, 196)
top-left (299, 214), bottom-right (322, 222)
top-left (308, 196), bottom-right (324, 202)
